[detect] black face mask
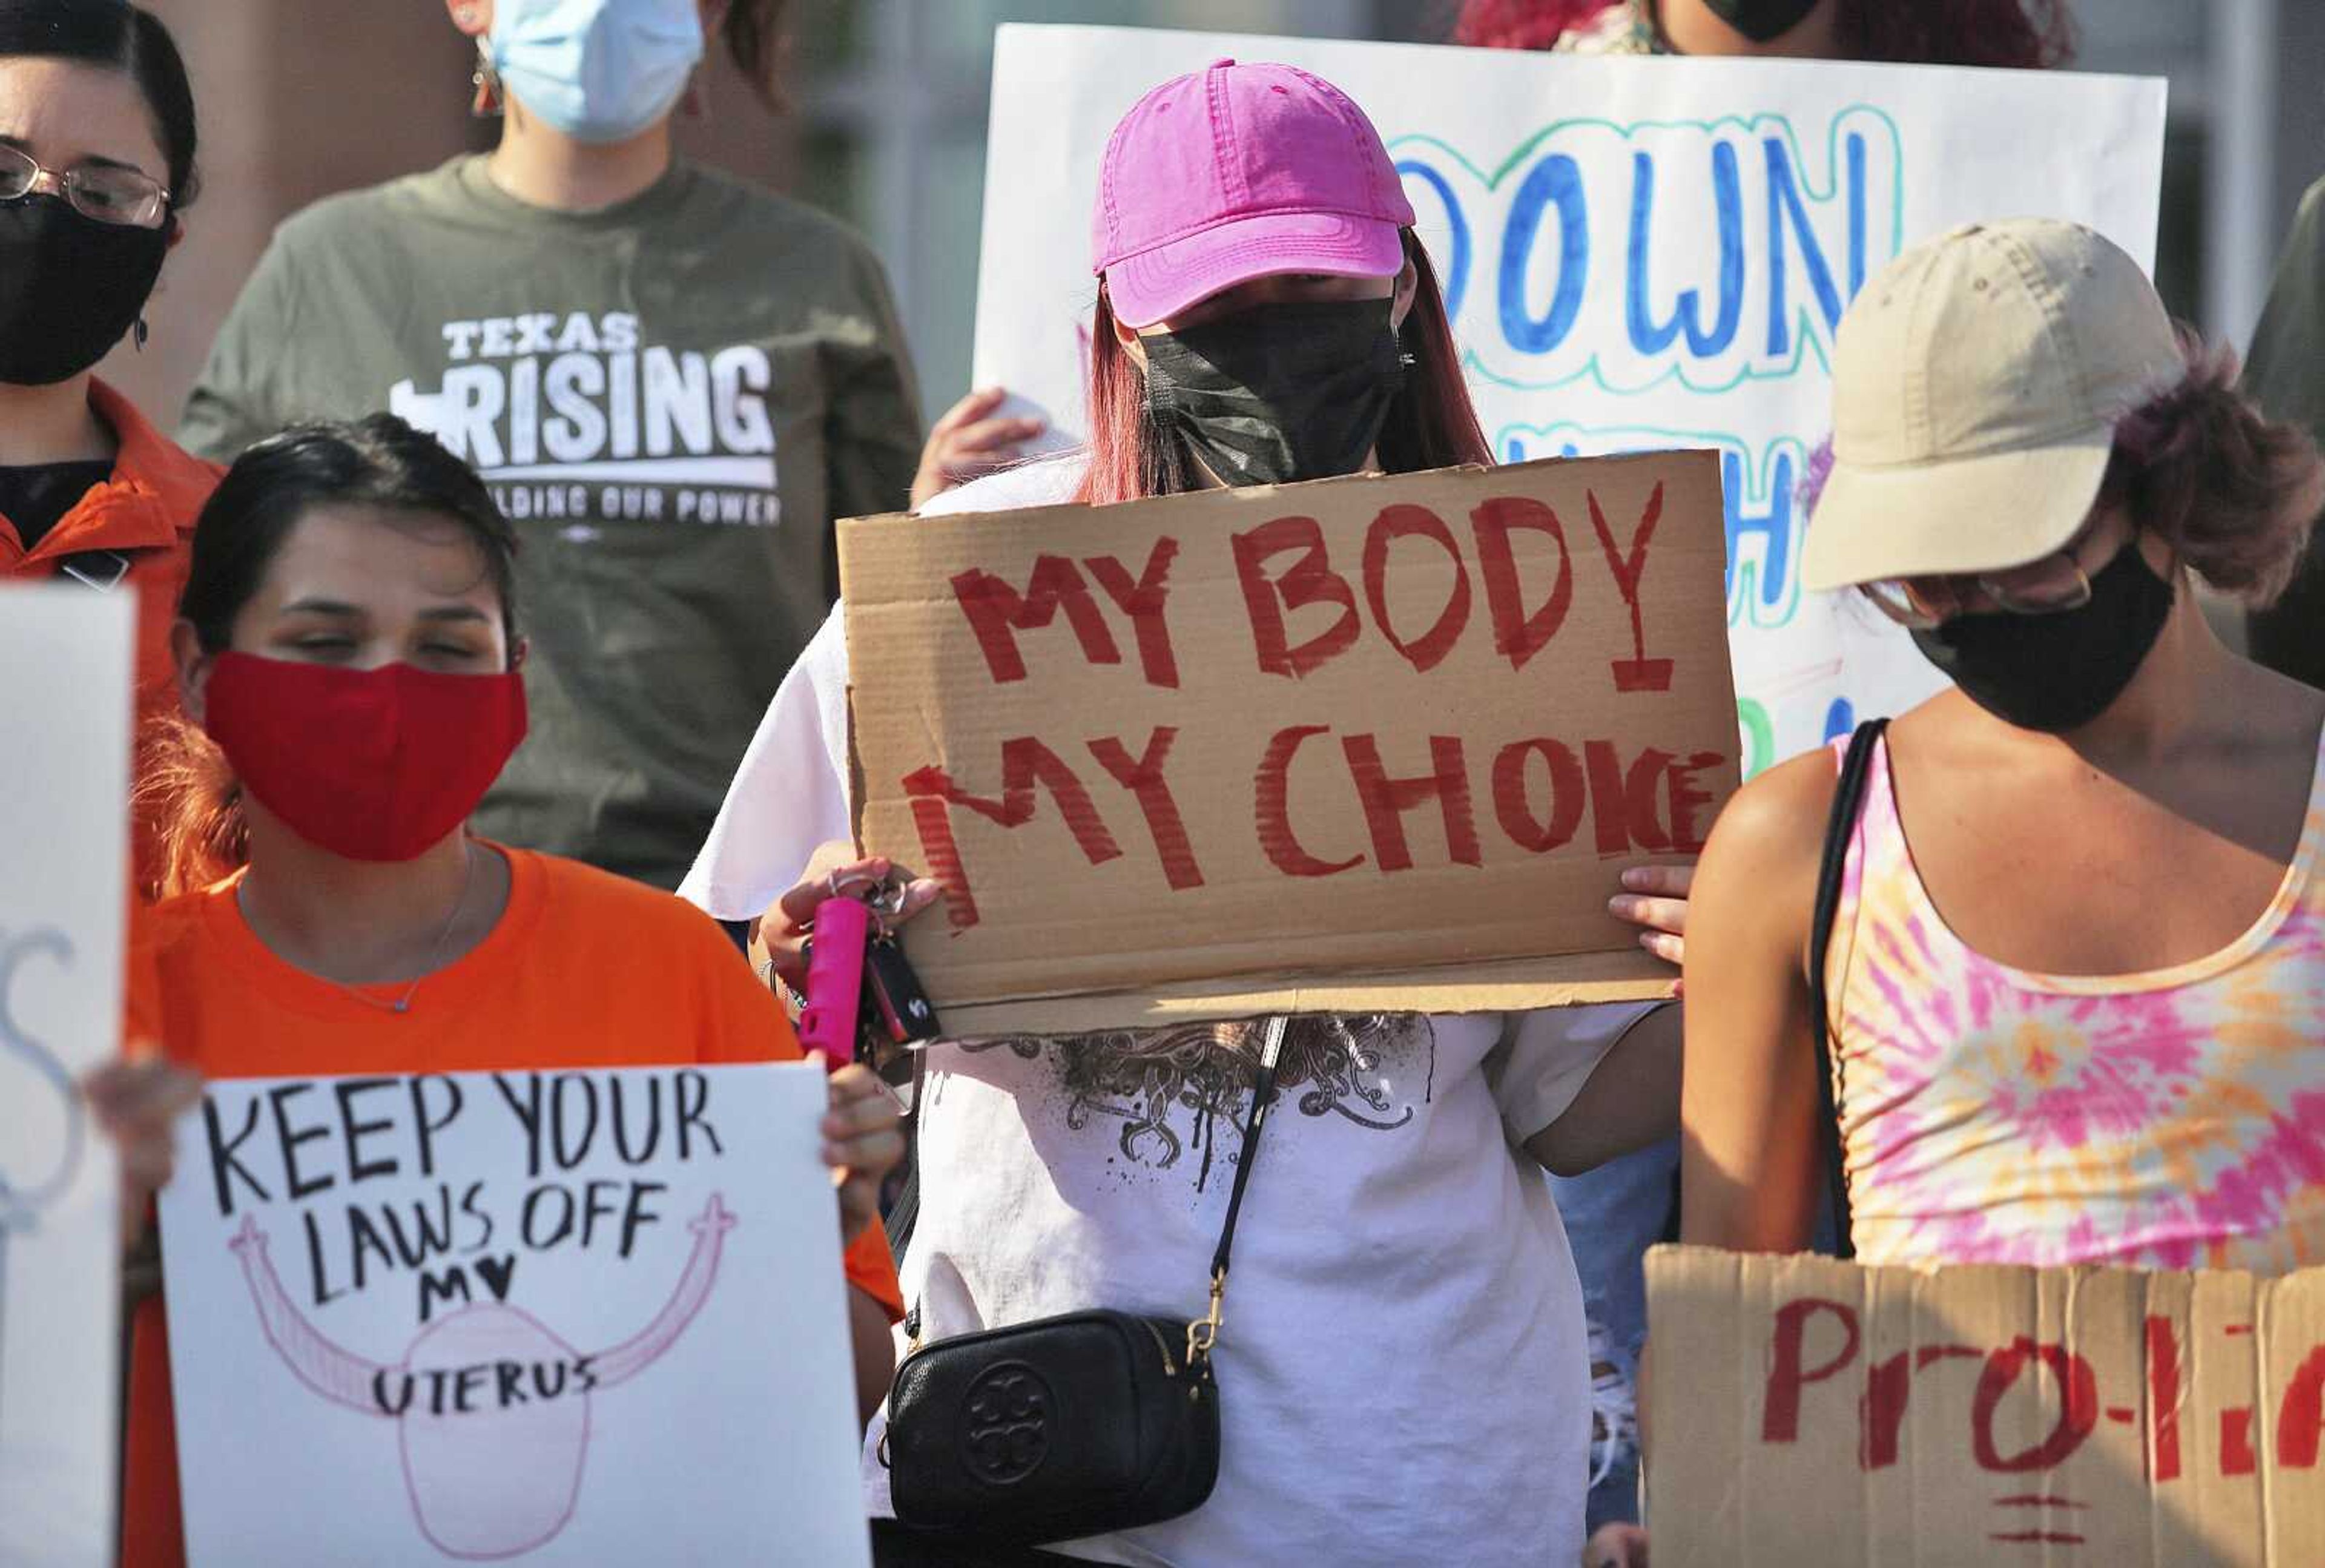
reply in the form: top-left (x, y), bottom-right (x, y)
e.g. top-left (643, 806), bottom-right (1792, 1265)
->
top-left (1140, 297), bottom-right (1407, 488)
top-left (0, 194), bottom-right (168, 386)
top-left (1697, 0), bottom-right (1824, 42)
top-left (1908, 543), bottom-right (2177, 733)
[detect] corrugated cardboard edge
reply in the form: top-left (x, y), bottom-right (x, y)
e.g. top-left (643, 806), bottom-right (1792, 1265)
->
top-left (932, 947), bottom-right (1676, 1038)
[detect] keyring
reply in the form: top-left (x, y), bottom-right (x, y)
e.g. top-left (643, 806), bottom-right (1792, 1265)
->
top-left (868, 869), bottom-right (912, 918)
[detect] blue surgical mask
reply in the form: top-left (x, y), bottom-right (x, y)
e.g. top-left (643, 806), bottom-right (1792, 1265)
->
top-left (489, 0), bottom-right (705, 145)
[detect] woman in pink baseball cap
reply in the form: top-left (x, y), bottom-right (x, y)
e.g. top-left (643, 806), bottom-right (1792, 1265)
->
top-left (1070, 57), bottom-right (1490, 502)
top-left (685, 59), bottom-right (1688, 1568)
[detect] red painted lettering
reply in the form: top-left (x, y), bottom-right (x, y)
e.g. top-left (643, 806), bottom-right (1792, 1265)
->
top-left (951, 558), bottom-right (1123, 685)
top-left (1664, 751), bottom-right (1729, 854)
top-left (1360, 504), bottom-right (1471, 674)
top-left (1232, 516), bottom-right (1360, 679)
top-left (903, 739), bottom-right (1123, 929)
top-left (1971, 1339), bottom-right (2099, 1473)
top-left (1083, 537), bottom-right (1181, 689)
top-left (2223, 1407), bottom-right (2258, 1476)
top-left (2277, 1343), bottom-right (2325, 1468)
top-left (2146, 1314), bottom-right (2182, 1482)
top-left (1341, 734), bottom-right (1480, 872)
top-left (1585, 740), bottom-right (1674, 855)
top-left (1763, 1297), bottom-right (1860, 1443)
top-left (1087, 728), bottom-right (1203, 892)
top-left (1491, 739), bottom-right (1586, 853)
top-left (1585, 483), bottom-right (1674, 693)
top-left (1470, 495), bottom-right (1574, 671)
top-left (1859, 1345), bottom-right (1980, 1470)
top-left (1253, 725), bottom-right (1364, 877)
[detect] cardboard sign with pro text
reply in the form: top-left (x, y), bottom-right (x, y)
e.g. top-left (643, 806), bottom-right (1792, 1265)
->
top-left (1643, 1245), bottom-right (2325, 1565)
top-left (841, 453), bottom-right (1736, 1034)
top-left (158, 1063), bottom-right (871, 1567)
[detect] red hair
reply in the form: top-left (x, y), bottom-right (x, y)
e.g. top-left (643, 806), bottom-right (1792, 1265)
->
top-left (1451, 0), bottom-right (2076, 68)
top-left (136, 714), bottom-right (245, 898)
top-left (1451, 0), bottom-right (1606, 50)
top-left (1075, 231), bottom-right (1493, 507)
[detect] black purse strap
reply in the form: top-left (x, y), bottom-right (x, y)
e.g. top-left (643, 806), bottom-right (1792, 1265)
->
top-left (1187, 1013), bottom-right (1288, 1365)
top-left (1809, 719), bottom-right (1888, 1262)
top-left (899, 1016), bottom-right (1289, 1360)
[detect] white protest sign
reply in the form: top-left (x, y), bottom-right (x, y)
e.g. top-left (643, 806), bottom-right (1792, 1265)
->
top-left (0, 586), bottom-right (132, 1568)
top-left (973, 28), bottom-right (2167, 772)
top-left (159, 1062), bottom-right (871, 1567)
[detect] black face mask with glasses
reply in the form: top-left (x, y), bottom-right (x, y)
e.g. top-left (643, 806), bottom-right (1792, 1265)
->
top-left (0, 143), bottom-right (173, 386)
top-left (1867, 527), bottom-right (2178, 734)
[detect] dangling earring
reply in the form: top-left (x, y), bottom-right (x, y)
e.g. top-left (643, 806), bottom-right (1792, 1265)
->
top-left (470, 39), bottom-right (503, 118)
top-left (680, 68), bottom-right (707, 120)
top-left (133, 317), bottom-right (149, 353)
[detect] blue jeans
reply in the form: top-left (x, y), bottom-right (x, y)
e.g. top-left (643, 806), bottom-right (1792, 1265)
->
top-left (1551, 1134), bottom-right (1679, 1533)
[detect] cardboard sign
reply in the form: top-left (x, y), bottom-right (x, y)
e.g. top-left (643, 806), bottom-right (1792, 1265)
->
top-left (1643, 1245), bottom-right (2325, 1564)
top-left (159, 1064), bottom-right (871, 1567)
top-left (842, 452), bottom-right (1735, 1033)
top-left (972, 27), bottom-right (2167, 783)
top-left (0, 587), bottom-right (133, 1568)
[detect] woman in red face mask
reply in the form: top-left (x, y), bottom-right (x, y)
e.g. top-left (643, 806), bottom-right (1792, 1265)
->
top-left (111, 414), bottom-right (906, 1568)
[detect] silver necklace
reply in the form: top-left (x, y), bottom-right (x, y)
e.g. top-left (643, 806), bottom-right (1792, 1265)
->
top-left (242, 840), bottom-right (478, 1015)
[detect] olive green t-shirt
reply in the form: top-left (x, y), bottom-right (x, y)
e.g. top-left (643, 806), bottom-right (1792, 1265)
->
top-left (181, 155), bottom-right (922, 886)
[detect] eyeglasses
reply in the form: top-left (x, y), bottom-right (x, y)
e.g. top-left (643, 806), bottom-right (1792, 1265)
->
top-left (1864, 527), bottom-right (2106, 630)
top-left (0, 144), bottom-right (170, 229)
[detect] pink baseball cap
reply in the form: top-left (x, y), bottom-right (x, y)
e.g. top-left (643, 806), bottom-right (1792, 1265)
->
top-left (1091, 59), bottom-right (1416, 328)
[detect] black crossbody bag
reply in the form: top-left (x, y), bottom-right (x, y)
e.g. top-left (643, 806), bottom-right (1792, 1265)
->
top-left (1808, 718), bottom-right (1889, 1259)
top-left (878, 1016), bottom-right (1287, 1548)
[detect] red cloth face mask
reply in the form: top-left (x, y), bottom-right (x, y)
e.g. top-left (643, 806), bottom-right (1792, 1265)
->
top-left (201, 651), bottom-right (529, 862)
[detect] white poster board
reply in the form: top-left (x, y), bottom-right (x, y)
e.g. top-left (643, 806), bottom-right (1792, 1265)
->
top-left (973, 28), bottom-right (2168, 772)
top-left (159, 1062), bottom-right (871, 1567)
top-left (0, 587), bottom-right (133, 1568)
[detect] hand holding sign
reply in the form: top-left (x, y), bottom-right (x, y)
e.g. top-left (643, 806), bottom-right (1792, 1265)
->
top-left (1611, 863), bottom-right (1694, 975)
top-left (822, 1064), bottom-right (905, 1245)
top-left (756, 849), bottom-right (944, 993)
top-left (82, 1055), bottom-right (204, 1249)
top-left (911, 387), bottom-right (1051, 509)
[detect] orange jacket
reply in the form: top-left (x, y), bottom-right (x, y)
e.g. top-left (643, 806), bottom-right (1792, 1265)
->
top-left (0, 381), bottom-right (222, 897)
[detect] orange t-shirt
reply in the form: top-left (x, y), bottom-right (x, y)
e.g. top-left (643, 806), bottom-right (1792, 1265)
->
top-left (120, 845), bottom-right (902, 1567)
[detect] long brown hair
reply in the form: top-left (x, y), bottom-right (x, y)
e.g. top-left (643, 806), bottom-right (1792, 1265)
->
top-left (1074, 232), bottom-right (1493, 507)
top-left (2094, 329), bottom-right (2325, 605)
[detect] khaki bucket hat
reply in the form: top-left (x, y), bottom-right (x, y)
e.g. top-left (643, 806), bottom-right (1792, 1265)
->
top-left (1802, 217), bottom-right (2185, 592)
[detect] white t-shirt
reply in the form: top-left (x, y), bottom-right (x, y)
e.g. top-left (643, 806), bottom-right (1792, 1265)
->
top-left (682, 458), bottom-right (1647, 1566)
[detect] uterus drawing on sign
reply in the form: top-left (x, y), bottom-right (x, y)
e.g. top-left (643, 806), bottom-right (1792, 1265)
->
top-left (231, 1192), bottom-right (737, 1561)
top-left (0, 927), bottom-right (85, 1429)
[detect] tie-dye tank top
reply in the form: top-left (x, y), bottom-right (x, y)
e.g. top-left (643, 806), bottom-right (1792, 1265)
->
top-left (1824, 733), bottom-right (2325, 1274)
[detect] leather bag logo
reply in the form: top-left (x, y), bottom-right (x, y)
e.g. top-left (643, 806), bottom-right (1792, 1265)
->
top-left (961, 1361), bottom-right (1054, 1486)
